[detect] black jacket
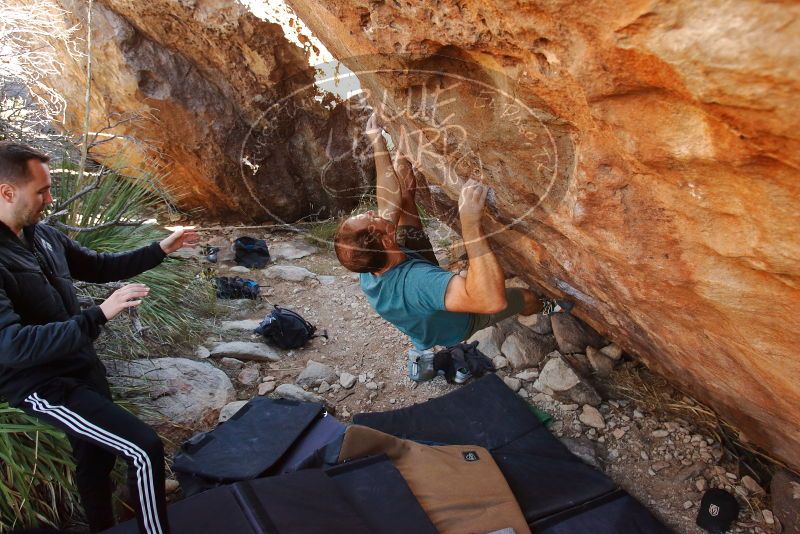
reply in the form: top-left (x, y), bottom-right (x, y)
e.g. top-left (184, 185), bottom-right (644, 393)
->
top-left (0, 221), bottom-right (166, 405)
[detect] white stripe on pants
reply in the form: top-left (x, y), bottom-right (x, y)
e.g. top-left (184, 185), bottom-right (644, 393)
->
top-left (25, 393), bottom-right (164, 534)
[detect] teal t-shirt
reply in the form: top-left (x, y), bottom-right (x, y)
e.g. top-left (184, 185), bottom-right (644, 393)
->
top-left (360, 250), bottom-right (473, 349)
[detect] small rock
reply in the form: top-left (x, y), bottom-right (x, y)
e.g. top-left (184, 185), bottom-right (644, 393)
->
top-left (762, 510), bottom-right (774, 525)
top-left (229, 265), bottom-right (251, 273)
top-left (641, 451), bottom-right (650, 461)
top-left (263, 265), bottom-right (317, 282)
top-left (210, 342), bottom-right (280, 362)
top-left (586, 346), bottom-right (614, 377)
top-left (578, 405), bottom-right (605, 429)
top-left (258, 381), bottom-right (276, 395)
top-left (219, 400), bottom-right (248, 423)
top-left (651, 430), bottom-right (670, 438)
top-left (612, 428), bottom-right (626, 440)
top-left (651, 461), bottom-right (670, 472)
top-left (220, 319), bottom-right (262, 331)
top-left (534, 354), bottom-right (580, 392)
top-left (270, 241), bottom-right (318, 260)
top-left (696, 478), bottom-right (708, 492)
top-left (195, 346), bottom-right (211, 359)
top-left (600, 343), bottom-right (623, 361)
top-left (560, 403), bottom-right (579, 412)
top-left (518, 389), bottom-right (530, 399)
top-left (296, 360), bottom-right (337, 387)
top-left (493, 356), bottom-right (509, 370)
top-left (237, 366), bottom-right (260, 386)
top-left (514, 369), bottom-right (539, 381)
top-left (559, 437), bottom-right (599, 468)
top-left (317, 381), bottom-right (331, 394)
top-left (503, 376), bottom-right (522, 392)
top-left (551, 314), bottom-right (604, 353)
top-left (274, 384), bottom-right (323, 403)
top-left (220, 357), bottom-right (244, 369)
top-left (568, 382), bottom-right (602, 407)
top-left (517, 313), bottom-right (553, 335)
top-left (683, 501), bottom-right (693, 510)
top-left (339, 372), bottom-right (357, 389)
top-left (389, 398), bottom-right (396, 404)
top-left (741, 475), bottom-right (764, 495)
top-left (633, 409), bottom-right (644, 419)
top-left (358, 373), bottom-right (367, 383)
top-left (365, 381), bottom-right (378, 390)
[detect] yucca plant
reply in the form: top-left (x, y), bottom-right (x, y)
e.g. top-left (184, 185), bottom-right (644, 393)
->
top-left (46, 160), bottom-right (216, 358)
top-left (0, 403), bottom-right (77, 531)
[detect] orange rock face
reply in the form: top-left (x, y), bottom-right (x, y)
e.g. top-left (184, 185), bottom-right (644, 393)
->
top-left (284, 0), bottom-right (800, 468)
top-left (42, 0), bottom-right (373, 220)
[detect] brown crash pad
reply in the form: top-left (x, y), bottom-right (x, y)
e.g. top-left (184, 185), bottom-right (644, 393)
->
top-left (339, 425), bottom-right (531, 534)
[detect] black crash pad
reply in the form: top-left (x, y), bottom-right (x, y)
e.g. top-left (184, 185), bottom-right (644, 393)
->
top-left (354, 374), bottom-right (620, 522)
top-left (326, 454), bottom-right (437, 534)
top-left (104, 469), bottom-right (372, 534)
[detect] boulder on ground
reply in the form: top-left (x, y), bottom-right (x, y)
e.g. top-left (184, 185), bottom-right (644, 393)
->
top-left (587, 346), bottom-right (615, 377)
top-left (534, 353), bottom-right (602, 406)
top-left (106, 357), bottom-right (234, 428)
top-left (534, 354), bottom-right (580, 393)
top-left (500, 331), bottom-right (556, 371)
top-left (274, 384), bottom-right (324, 404)
top-left (517, 313), bottom-right (553, 335)
top-left (270, 241), bottom-right (318, 260)
top-left (296, 360), bottom-right (337, 387)
top-left (771, 469), bottom-right (800, 534)
top-left (220, 319), bottom-right (261, 331)
top-left (263, 265), bottom-right (317, 282)
top-left (466, 325), bottom-right (503, 359)
top-left (219, 400), bottom-right (248, 423)
top-left (551, 314), bottom-right (605, 354)
top-left (210, 341), bottom-right (280, 362)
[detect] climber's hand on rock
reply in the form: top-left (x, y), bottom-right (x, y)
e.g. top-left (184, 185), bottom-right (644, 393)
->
top-left (459, 179), bottom-right (488, 227)
top-left (365, 112), bottom-right (384, 140)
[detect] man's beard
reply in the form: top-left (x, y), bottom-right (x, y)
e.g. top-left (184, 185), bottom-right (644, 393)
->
top-left (20, 206), bottom-right (44, 227)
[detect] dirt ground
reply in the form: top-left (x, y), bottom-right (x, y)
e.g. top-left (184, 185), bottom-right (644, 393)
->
top-left (161, 222), bottom-right (779, 534)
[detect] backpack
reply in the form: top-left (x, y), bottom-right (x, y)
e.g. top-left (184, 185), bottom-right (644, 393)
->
top-left (213, 276), bottom-right (260, 300)
top-left (255, 306), bottom-right (326, 349)
top-left (233, 236), bottom-right (270, 268)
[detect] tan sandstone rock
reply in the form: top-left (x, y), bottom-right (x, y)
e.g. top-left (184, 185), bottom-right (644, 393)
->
top-left (284, 0), bottom-right (800, 469)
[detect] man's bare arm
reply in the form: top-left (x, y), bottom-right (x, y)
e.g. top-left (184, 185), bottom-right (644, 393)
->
top-left (444, 180), bottom-right (507, 314)
top-left (366, 114), bottom-right (403, 226)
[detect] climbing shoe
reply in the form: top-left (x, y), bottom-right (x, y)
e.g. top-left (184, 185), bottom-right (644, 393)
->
top-left (454, 367), bottom-right (472, 384)
top-left (407, 348), bottom-right (436, 382)
top-left (541, 298), bottom-right (575, 316)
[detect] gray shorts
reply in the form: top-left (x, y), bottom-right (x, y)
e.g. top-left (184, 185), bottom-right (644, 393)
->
top-left (464, 287), bottom-right (527, 339)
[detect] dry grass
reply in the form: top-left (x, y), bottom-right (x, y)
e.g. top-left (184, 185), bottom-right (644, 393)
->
top-left (608, 362), bottom-right (789, 525)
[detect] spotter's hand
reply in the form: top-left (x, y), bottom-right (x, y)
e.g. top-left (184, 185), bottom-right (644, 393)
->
top-left (160, 227), bottom-right (200, 255)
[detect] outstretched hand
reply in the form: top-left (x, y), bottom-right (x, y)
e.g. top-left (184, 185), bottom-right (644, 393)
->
top-left (160, 228), bottom-right (199, 255)
top-left (99, 283), bottom-right (149, 321)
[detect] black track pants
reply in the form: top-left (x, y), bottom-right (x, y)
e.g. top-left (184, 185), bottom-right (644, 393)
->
top-left (20, 380), bottom-right (169, 534)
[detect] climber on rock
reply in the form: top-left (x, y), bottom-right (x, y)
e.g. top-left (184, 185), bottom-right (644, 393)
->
top-left (334, 114), bottom-right (573, 382)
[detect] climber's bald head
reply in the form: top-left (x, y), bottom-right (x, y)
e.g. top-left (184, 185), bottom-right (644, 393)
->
top-left (334, 211), bottom-right (395, 273)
